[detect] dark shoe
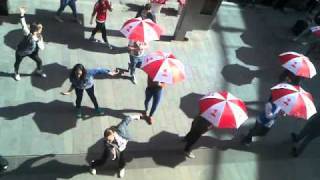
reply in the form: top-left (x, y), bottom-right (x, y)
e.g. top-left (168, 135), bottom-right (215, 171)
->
top-left (241, 137), bottom-right (252, 146)
top-left (291, 133), bottom-right (298, 143)
top-left (291, 147), bottom-right (299, 157)
top-left (75, 108), bottom-right (82, 118)
top-left (95, 108), bottom-right (104, 116)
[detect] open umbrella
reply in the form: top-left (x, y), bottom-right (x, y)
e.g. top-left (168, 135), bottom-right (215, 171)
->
top-left (199, 91), bottom-right (248, 128)
top-left (271, 83), bottom-right (316, 119)
top-left (141, 51), bottom-right (186, 84)
top-left (120, 18), bottom-right (163, 42)
top-left (279, 52), bottom-right (316, 78)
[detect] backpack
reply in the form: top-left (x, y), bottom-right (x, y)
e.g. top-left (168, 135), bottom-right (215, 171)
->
top-left (17, 34), bottom-right (37, 56)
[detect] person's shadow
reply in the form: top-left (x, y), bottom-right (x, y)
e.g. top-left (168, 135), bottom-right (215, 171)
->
top-left (2, 10), bottom-right (128, 55)
top-left (221, 64), bottom-right (280, 86)
top-left (1, 154), bottom-right (87, 179)
top-left (0, 100), bottom-right (144, 135)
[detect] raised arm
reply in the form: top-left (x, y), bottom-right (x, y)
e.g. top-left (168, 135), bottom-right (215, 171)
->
top-left (19, 7), bottom-right (30, 35)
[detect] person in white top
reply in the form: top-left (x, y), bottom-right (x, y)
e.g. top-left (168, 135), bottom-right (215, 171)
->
top-left (14, 7), bottom-right (46, 81)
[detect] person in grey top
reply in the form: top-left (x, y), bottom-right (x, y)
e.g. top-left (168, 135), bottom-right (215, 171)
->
top-left (61, 64), bottom-right (118, 118)
top-left (14, 7), bottom-right (46, 81)
top-left (89, 114), bottom-right (141, 178)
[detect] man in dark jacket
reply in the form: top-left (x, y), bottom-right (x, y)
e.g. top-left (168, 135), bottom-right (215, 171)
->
top-left (291, 113), bottom-right (320, 157)
top-left (135, 3), bottom-right (156, 23)
top-left (89, 115), bottom-right (141, 178)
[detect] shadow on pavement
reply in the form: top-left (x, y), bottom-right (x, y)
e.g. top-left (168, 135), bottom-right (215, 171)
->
top-left (31, 63), bottom-right (69, 91)
top-left (1, 154), bottom-right (87, 180)
top-left (2, 10), bottom-right (127, 55)
top-left (221, 64), bottom-right (279, 86)
top-left (0, 100), bottom-right (143, 134)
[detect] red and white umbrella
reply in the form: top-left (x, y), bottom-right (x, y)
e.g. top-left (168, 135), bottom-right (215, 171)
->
top-left (120, 18), bottom-right (163, 42)
top-left (279, 51), bottom-right (316, 78)
top-left (141, 51), bottom-right (186, 84)
top-left (271, 83), bottom-right (316, 119)
top-left (311, 26), bottom-right (320, 38)
top-left (199, 91), bottom-right (248, 128)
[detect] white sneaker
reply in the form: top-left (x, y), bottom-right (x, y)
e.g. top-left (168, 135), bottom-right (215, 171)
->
top-left (89, 168), bottom-right (96, 175)
top-left (14, 73), bottom-right (21, 81)
top-left (131, 76), bottom-right (137, 84)
top-left (184, 151), bottom-right (195, 159)
top-left (130, 114), bottom-right (141, 121)
top-left (118, 168), bottom-right (125, 178)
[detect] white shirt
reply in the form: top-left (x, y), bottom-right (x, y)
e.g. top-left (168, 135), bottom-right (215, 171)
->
top-left (21, 16), bottom-right (45, 50)
top-left (114, 132), bottom-right (128, 152)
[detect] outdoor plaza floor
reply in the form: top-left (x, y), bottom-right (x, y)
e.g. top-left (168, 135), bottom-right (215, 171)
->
top-left (0, 0), bottom-right (320, 179)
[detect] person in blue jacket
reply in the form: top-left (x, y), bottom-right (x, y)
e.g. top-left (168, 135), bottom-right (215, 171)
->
top-left (61, 64), bottom-right (118, 117)
top-left (241, 98), bottom-right (285, 145)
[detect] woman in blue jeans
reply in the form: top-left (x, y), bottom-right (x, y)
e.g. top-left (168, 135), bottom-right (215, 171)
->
top-left (61, 64), bottom-right (118, 118)
top-left (143, 76), bottom-right (165, 125)
top-left (55, 0), bottom-right (80, 23)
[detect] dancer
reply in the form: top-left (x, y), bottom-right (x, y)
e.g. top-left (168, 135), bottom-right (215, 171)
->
top-left (61, 64), bottom-right (118, 118)
top-left (15, 7), bottom-right (46, 81)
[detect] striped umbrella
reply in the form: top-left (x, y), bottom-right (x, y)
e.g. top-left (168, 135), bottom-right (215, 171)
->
top-left (141, 51), bottom-right (186, 84)
top-left (279, 51), bottom-right (316, 78)
top-left (199, 91), bottom-right (248, 128)
top-left (271, 83), bottom-right (316, 119)
top-left (120, 18), bottom-right (163, 42)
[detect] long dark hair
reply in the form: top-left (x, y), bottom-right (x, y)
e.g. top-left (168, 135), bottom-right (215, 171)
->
top-left (70, 64), bottom-right (87, 82)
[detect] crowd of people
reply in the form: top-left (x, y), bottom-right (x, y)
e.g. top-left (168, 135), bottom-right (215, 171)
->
top-left (1, 0), bottom-right (319, 178)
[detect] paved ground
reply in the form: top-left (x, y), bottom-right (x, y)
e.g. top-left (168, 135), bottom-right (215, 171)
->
top-left (0, 0), bottom-right (320, 179)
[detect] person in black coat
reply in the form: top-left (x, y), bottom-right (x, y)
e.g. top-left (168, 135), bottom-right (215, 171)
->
top-left (135, 3), bottom-right (156, 23)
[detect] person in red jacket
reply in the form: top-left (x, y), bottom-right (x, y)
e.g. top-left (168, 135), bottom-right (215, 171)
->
top-left (89, 0), bottom-right (113, 49)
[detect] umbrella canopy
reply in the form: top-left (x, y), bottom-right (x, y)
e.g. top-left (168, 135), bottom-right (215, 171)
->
top-left (271, 83), bottom-right (317, 119)
top-left (120, 18), bottom-right (163, 42)
top-left (141, 51), bottom-right (186, 84)
top-left (199, 91), bottom-right (248, 128)
top-left (311, 26), bottom-right (320, 38)
top-left (279, 52), bottom-right (316, 78)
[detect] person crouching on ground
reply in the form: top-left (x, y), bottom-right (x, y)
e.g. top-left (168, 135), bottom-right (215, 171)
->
top-left (89, 115), bottom-right (141, 178)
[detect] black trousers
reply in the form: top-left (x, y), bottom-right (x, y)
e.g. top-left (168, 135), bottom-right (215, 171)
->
top-left (14, 51), bottom-right (43, 74)
top-left (274, 0), bottom-right (290, 9)
top-left (242, 122), bottom-right (271, 143)
top-left (91, 22), bottom-right (109, 44)
top-left (75, 86), bottom-right (99, 109)
top-left (184, 117), bottom-right (211, 152)
top-left (91, 148), bottom-right (126, 170)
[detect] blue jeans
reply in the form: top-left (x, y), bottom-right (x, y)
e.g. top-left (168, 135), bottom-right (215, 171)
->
top-left (144, 87), bottom-right (163, 117)
top-left (56, 0), bottom-right (77, 17)
top-left (129, 55), bottom-right (143, 76)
